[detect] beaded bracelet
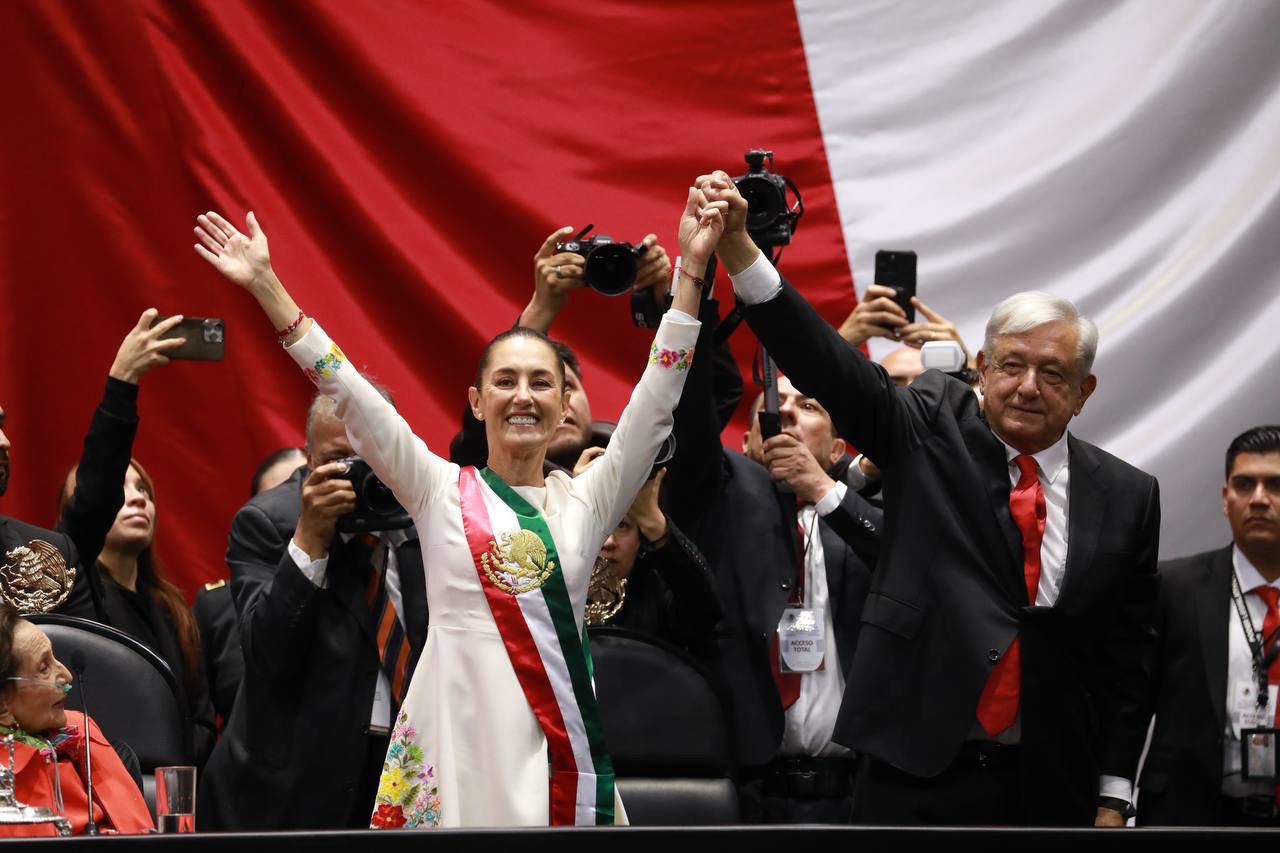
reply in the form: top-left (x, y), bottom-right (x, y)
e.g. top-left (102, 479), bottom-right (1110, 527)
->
top-left (275, 310), bottom-right (305, 344)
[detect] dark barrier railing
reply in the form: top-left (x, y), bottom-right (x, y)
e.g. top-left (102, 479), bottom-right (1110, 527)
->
top-left (2, 825), bottom-right (1276, 851)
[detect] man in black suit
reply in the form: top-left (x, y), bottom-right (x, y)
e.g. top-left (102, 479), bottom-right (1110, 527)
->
top-left (656, 284), bottom-right (880, 822)
top-left (199, 392), bottom-right (428, 830)
top-left (194, 449), bottom-right (305, 725)
top-left (1140, 425), bottom-right (1280, 826)
top-left (700, 170), bottom-right (1159, 827)
top-left (726, 377), bottom-right (880, 822)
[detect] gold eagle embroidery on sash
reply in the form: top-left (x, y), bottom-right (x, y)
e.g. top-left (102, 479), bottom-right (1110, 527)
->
top-left (481, 529), bottom-right (555, 595)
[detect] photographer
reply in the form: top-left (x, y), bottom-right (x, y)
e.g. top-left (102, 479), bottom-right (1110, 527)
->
top-left (838, 283), bottom-right (974, 387)
top-left (652, 163), bottom-right (883, 823)
top-left (520, 225), bottom-right (742, 445)
top-left (199, 389), bottom-right (428, 830)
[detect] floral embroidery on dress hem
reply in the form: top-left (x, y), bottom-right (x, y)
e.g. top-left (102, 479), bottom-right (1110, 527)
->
top-left (370, 709), bottom-right (442, 829)
top-left (648, 343), bottom-right (693, 371)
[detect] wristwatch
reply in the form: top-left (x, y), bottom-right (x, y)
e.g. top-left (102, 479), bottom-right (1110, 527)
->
top-left (1097, 796), bottom-right (1135, 820)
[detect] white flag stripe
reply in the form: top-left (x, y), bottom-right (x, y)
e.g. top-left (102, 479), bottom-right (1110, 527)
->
top-left (795, 0), bottom-right (1280, 559)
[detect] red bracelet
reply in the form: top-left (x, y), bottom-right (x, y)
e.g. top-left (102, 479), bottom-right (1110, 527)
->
top-left (276, 310), bottom-right (305, 343)
top-left (679, 269), bottom-right (708, 289)
top-left (672, 256), bottom-right (709, 293)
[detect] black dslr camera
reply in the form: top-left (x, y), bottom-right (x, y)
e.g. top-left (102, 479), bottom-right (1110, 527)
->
top-left (733, 149), bottom-right (804, 251)
top-left (555, 225), bottom-right (649, 297)
top-left (333, 457), bottom-right (412, 533)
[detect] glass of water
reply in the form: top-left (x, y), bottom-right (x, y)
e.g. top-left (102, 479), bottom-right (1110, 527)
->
top-left (154, 766), bottom-right (196, 833)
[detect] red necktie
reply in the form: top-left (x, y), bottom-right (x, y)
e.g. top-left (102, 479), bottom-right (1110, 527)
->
top-left (976, 454), bottom-right (1046, 737)
top-left (1251, 585), bottom-right (1280, 804)
top-left (770, 515), bottom-right (808, 710)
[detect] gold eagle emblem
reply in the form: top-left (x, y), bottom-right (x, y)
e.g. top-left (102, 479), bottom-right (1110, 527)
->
top-left (481, 529), bottom-right (555, 595)
top-left (586, 557), bottom-right (627, 626)
top-left (1, 540), bottom-right (76, 614)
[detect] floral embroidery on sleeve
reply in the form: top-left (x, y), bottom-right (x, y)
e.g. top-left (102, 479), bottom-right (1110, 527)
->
top-left (312, 343), bottom-right (348, 379)
top-left (370, 710), bottom-right (441, 829)
top-left (648, 343), bottom-right (693, 371)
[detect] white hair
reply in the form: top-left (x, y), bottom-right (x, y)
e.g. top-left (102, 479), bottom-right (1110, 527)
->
top-left (981, 291), bottom-right (1098, 380)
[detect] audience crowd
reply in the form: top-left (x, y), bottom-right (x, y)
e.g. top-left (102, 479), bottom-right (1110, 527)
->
top-left (0, 170), bottom-right (1276, 834)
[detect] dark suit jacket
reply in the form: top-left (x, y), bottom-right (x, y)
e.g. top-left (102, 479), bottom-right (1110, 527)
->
top-left (1138, 546), bottom-right (1235, 825)
top-left (198, 468), bottom-right (428, 830)
top-left (193, 580), bottom-right (244, 724)
top-left (664, 297), bottom-right (882, 768)
top-left (743, 278), bottom-right (1160, 824)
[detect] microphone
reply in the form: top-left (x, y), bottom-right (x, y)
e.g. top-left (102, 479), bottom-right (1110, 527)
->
top-left (67, 651), bottom-right (99, 836)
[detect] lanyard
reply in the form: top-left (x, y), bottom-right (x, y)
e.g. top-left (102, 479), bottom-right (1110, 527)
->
top-left (1229, 570), bottom-right (1280, 708)
top-left (787, 507), bottom-right (821, 608)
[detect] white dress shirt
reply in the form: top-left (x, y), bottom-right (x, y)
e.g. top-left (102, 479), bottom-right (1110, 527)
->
top-left (997, 434), bottom-right (1070, 608)
top-left (1222, 546), bottom-right (1280, 798)
top-left (780, 482), bottom-right (852, 757)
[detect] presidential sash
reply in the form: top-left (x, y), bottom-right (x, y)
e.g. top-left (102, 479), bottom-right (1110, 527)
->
top-left (457, 466), bottom-right (616, 826)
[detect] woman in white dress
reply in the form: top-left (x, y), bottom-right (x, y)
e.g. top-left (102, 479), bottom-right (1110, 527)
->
top-left (193, 187), bottom-right (725, 828)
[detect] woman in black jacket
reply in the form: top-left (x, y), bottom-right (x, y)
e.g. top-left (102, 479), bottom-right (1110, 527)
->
top-left (55, 309), bottom-right (215, 764)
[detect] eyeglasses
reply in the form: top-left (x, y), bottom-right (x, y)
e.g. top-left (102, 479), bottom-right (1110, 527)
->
top-left (4, 677), bottom-right (72, 696)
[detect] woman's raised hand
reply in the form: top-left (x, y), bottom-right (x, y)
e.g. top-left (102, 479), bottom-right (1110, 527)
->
top-left (108, 309), bottom-right (187, 384)
top-left (677, 186), bottom-right (727, 270)
top-left (193, 211), bottom-right (274, 292)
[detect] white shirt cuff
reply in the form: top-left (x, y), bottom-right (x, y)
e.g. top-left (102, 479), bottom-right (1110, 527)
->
top-left (844, 455), bottom-right (871, 491)
top-left (288, 539), bottom-right (329, 588)
top-left (814, 481), bottom-right (848, 517)
top-left (1099, 775), bottom-right (1133, 804)
top-left (728, 252), bottom-right (782, 304)
top-left (666, 308), bottom-right (698, 324)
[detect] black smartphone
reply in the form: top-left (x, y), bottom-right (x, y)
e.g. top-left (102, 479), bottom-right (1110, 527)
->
top-left (874, 250), bottom-right (917, 324)
top-left (152, 316), bottom-right (225, 361)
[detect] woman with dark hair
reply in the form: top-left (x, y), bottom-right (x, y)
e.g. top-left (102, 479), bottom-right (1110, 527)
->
top-left (193, 184), bottom-right (722, 828)
top-left (0, 603), bottom-right (153, 836)
top-left (56, 313), bottom-right (215, 764)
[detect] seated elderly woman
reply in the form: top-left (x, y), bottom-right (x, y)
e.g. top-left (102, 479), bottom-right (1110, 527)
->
top-left (0, 604), bottom-right (152, 836)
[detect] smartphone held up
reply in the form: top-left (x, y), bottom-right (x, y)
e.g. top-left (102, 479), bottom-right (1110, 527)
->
top-left (874, 250), bottom-right (917, 325)
top-left (150, 316), bottom-right (225, 361)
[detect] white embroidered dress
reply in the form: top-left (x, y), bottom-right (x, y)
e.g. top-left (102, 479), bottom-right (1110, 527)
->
top-left (284, 313), bottom-right (699, 828)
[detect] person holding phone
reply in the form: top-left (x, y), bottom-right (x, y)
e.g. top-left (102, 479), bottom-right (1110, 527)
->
top-left (699, 167), bottom-right (1159, 828)
top-left (55, 310), bottom-right (217, 766)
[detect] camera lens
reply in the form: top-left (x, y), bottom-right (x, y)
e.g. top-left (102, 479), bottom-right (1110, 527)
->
top-left (363, 473), bottom-right (402, 516)
top-left (735, 175), bottom-right (787, 232)
top-left (585, 243), bottom-right (637, 297)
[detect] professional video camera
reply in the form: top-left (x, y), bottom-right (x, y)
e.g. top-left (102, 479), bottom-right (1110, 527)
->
top-left (732, 149), bottom-right (804, 255)
top-left (555, 225), bottom-right (649, 297)
top-left (333, 457), bottom-right (412, 533)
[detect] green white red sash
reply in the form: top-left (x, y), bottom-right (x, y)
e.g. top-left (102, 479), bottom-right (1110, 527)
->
top-left (457, 466), bottom-right (616, 826)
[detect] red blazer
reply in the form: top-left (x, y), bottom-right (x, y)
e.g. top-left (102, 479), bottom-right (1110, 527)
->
top-left (0, 711), bottom-right (153, 836)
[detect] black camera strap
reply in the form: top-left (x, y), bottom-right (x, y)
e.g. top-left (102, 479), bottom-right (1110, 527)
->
top-left (1230, 569), bottom-right (1280, 708)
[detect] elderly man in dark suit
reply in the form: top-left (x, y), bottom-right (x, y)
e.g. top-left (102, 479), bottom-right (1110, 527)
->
top-left (699, 170), bottom-right (1159, 827)
top-left (200, 391), bottom-right (428, 830)
top-left (1140, 425), bottom-right (1280, 826)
